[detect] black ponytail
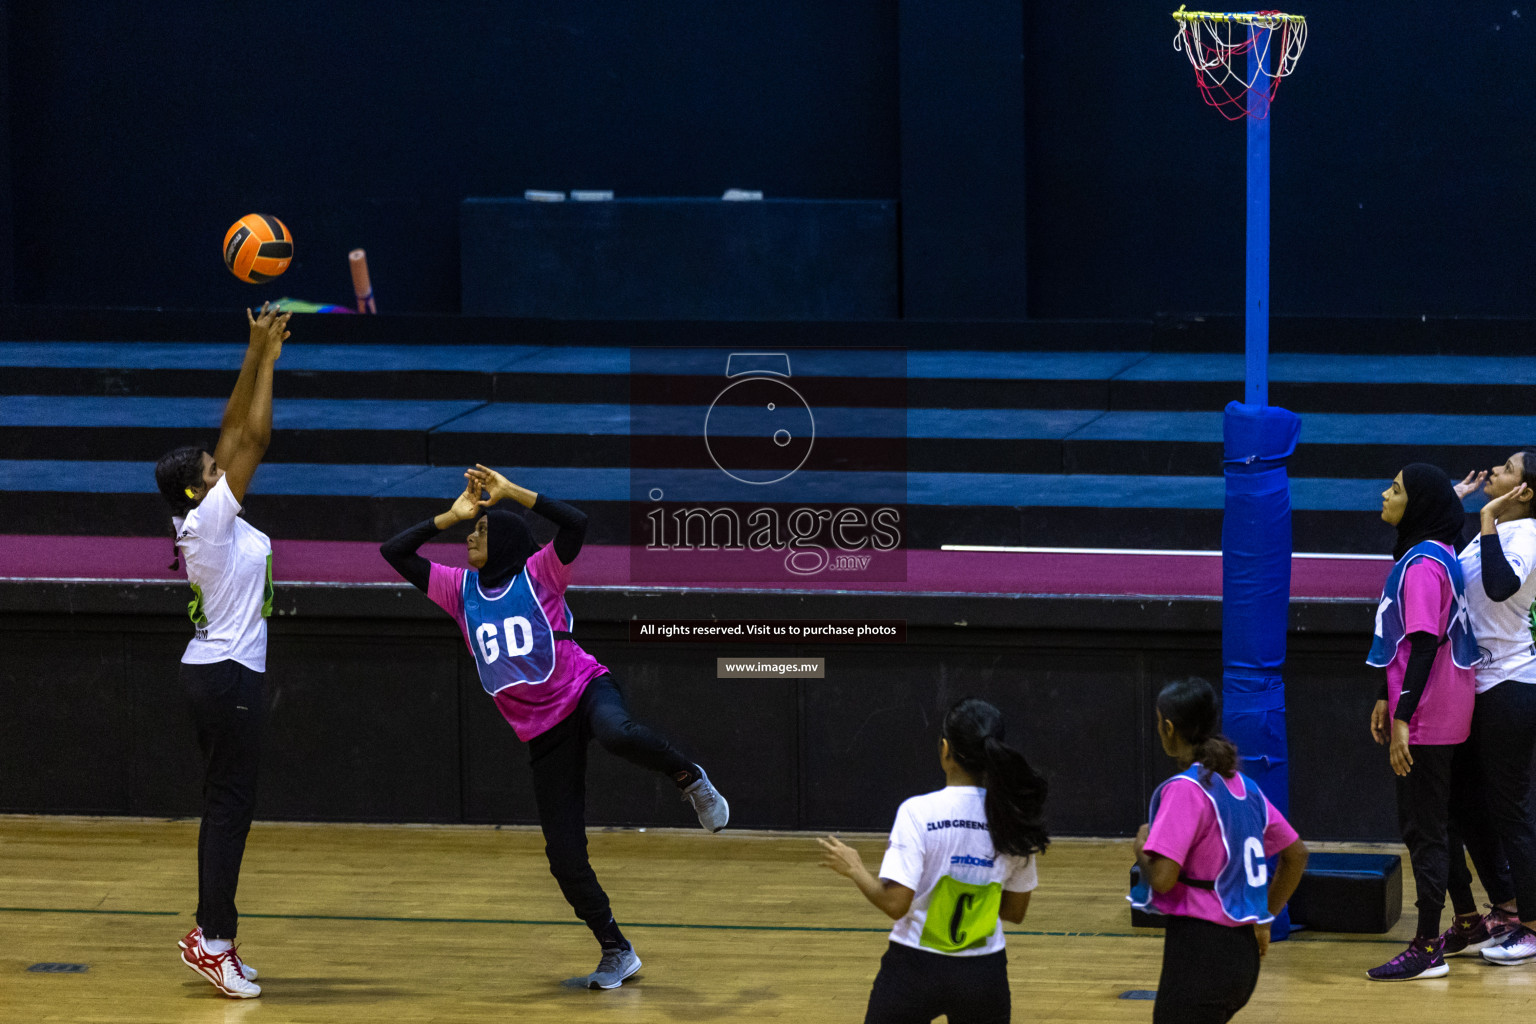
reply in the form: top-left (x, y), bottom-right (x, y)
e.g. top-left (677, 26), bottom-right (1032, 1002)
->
top-left (1155, 676), bottom-right (1238, 784)
top-left (942, 698), bottom-right (1050, 858)
top-left (154, 444), bottom-right (208, 571)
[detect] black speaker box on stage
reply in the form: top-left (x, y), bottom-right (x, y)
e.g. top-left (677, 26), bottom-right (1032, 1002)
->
top-left (1288, 852), bottom-right (1403, 933)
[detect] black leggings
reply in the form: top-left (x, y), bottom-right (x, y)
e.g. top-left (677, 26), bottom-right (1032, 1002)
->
top-left (182, 660), bottom-right (264, 941)
top-left (1154, 915), bottom-right (1261, 1024)
top-left (527, 673), bottom-right (694, 940)
top-left (1447, 680), bottom-right (1536, 919)
top-left (1396, 743), bottom-right (1457, 938)
top-left (864, 941), bottom-right (1010, 1024)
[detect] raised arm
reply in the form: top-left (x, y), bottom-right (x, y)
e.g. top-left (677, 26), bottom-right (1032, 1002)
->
top-left (470, 463), bottom-right (589, 564)
top-left (1478, 484), bottom-right (1534, 601)
top-left (380, 475), bottom-right (483, 592)
top-left (219, 306), bottom-right (290, 503)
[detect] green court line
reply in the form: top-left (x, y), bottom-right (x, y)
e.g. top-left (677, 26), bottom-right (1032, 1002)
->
top-left (0, 906), bottom-right (177, 917)
top-left (0, 905), bottom-right (1408, 943)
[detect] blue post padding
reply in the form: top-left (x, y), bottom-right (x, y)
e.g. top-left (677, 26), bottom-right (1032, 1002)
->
top-left (1222, 400), bottom-right (1300, 937)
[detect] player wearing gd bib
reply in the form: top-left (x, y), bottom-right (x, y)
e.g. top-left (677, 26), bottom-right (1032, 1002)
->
top-left (1133, 678), bottom-right (1307, 1023)
top-left (819, 698), bottom-right (1047, 1024)
top-left (380, 465), bottom-right (729, 991)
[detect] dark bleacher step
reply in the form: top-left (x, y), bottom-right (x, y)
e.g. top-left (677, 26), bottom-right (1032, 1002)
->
top-left (1068, 440), bottom-right (1522, 479)
top-left (0, 396), bottom-right (484, 465)
top-left (1111, 379), bottom-right (1532, 416)
top-left (1061, 412), bottom-right (1535, 479)
top-left (11, 343), bottom-right (1535, 416)
top-left (4, 365), bottom-right (497, 401)
top-left (0, 462), bottom-right (1401, 554)
top-left (2, 343), bottom-right (1143, 410)
top-left (0, 361), bottom-right (1121, 410)
top-left (0, 490), bottom-right (1394, 555)
top-left (1108, 353), bottom-right (1536, 414)
top-left (2, 425), bottom-right (445, 465)
top-left (534, 374), bottom-right (1115, 411)
top-left (6, 306), bottom-right (1532, 356)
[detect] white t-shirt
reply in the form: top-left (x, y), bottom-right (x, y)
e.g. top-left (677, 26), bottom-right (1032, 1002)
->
top-left (1458, 518), bottom-right (1536, 692)
top-left (173, 476), bottom-right (272, 673)
top-left (877, 785), bottom-right (1038, 957)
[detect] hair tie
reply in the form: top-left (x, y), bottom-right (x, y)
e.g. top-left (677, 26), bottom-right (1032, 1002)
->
top-left (184, 487), bottom-right (198, 500)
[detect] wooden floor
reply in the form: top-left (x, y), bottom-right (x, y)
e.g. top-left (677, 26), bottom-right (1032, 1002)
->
top-left (2, 817), bottom-right (1535, 1022)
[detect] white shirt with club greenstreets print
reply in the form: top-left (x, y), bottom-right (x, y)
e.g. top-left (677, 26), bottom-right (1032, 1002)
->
top-left (877, 785), bottom-right (1038, 957)
top-left (172, 475), bottom-right (274, 673)
top-left (1459, 517), bottom-right (1536, 692)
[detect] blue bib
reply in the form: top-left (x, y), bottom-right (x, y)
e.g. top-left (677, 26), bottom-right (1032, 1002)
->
top-left (1367, 541), bottom-right (1478, 670)
top-left (462, 569), bottom-right (566, 695)
top-left (1129, 766), bottom-right (1274, 925)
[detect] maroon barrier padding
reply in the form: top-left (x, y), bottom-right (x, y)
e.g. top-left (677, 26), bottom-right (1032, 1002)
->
top-left (0, 535), bottom-right (1387, 600)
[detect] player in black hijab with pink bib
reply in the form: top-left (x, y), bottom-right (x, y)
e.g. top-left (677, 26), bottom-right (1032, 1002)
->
top-left (381, 464), bottom-right (729, 990)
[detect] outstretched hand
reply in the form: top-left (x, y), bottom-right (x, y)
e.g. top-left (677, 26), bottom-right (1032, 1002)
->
top-left (448, 475), bottom-right (483, 523)
top-left (246, 302), bottom-right (291, 359)
top-left (817, 836), bottom-right (865, 879)
top-left (1455, 469), bottom-right (1489, 501)
top-left (467, 464), bottom-right (531, 508)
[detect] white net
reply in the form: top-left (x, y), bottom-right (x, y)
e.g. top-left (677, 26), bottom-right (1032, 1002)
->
top-left (1172, 8), bottom-right (1308, 120)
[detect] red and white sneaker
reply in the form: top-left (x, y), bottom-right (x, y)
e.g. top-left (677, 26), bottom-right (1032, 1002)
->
top-left (179, 929), bottom-right (260, 998)
top-left (179, 927), bottom-right (256, 980)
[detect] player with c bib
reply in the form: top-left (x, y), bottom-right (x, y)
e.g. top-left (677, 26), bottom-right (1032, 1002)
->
top-left (1132, 677), bottom-right (1308, 1022)
top-left (819, 698), bottom-right (1047, 1024)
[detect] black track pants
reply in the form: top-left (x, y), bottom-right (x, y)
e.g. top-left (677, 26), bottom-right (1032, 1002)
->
top-left (527, 674), bottom-right (694, 935)
top-left (182, 660), bottom-right (264, 940)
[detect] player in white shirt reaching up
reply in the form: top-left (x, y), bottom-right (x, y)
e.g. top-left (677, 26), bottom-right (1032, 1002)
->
top-left (819, 698), bottom-right (1047, 1024)
top-left (1441, 452), bottom-right (1536, 964)
top-left (152, 304), bottom-right (290, 1000)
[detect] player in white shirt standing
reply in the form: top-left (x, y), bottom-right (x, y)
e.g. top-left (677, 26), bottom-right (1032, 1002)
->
top-left (1439, 452), bottom-right (1536, 964)
top-left (819, 698), bottom-right (1047, 1024)
top-left (151, 304), bottom-right (290, 999)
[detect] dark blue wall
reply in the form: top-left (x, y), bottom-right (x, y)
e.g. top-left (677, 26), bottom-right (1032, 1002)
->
top-left (1026, 3), bottom-right (1536, 318)
top-left (7, 1), bottom-right (897, 312)
top-left (7, 2), bottom-right (1536, 318)
top-left (0, 0), bottom-right (13, 305)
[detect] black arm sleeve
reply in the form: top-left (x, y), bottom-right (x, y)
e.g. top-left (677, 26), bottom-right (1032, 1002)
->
top-left (1480, 530), bottom-right (1523, 602)
top-left (533, 494), bottom-right (588, 565)
top-left (379, 518), bottom-right (440, 593)
top-left (1392, 631), bottom-right (1441, 724)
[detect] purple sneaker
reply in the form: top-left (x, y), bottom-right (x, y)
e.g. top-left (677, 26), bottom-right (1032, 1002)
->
top-left (1482, 925), bottom-right (1536, 966)
top-left (1440, 907), bottom-right (1519, 956)
top-left (1367, 938), bottom-right (1449, 981)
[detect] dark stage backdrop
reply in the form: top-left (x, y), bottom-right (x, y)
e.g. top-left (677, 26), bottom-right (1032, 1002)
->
top-left (0, 581), bottom-right (1395, 842)
top-left (1024, 3), bottom-right (1536, 318)
top-left (4, 1), bottom-right (897, 312)
top-left (5, 3), bottom-right (1533, 318)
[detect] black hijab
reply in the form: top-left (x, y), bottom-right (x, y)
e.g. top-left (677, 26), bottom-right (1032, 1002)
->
top-left (1392, 463), bottom-right (1464, 561)
top-left (479, 508), bottom-right (536, 589)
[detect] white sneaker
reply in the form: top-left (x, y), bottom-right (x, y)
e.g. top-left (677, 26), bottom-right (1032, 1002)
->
top-left (180, 933), bottom-right (260, 998)
top-left (179, 926), bottom-right (256, 979)
top-left (1483, 926), bottom-right (1536, 966)
top-left (681, 766), bottom-right (729, 832)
